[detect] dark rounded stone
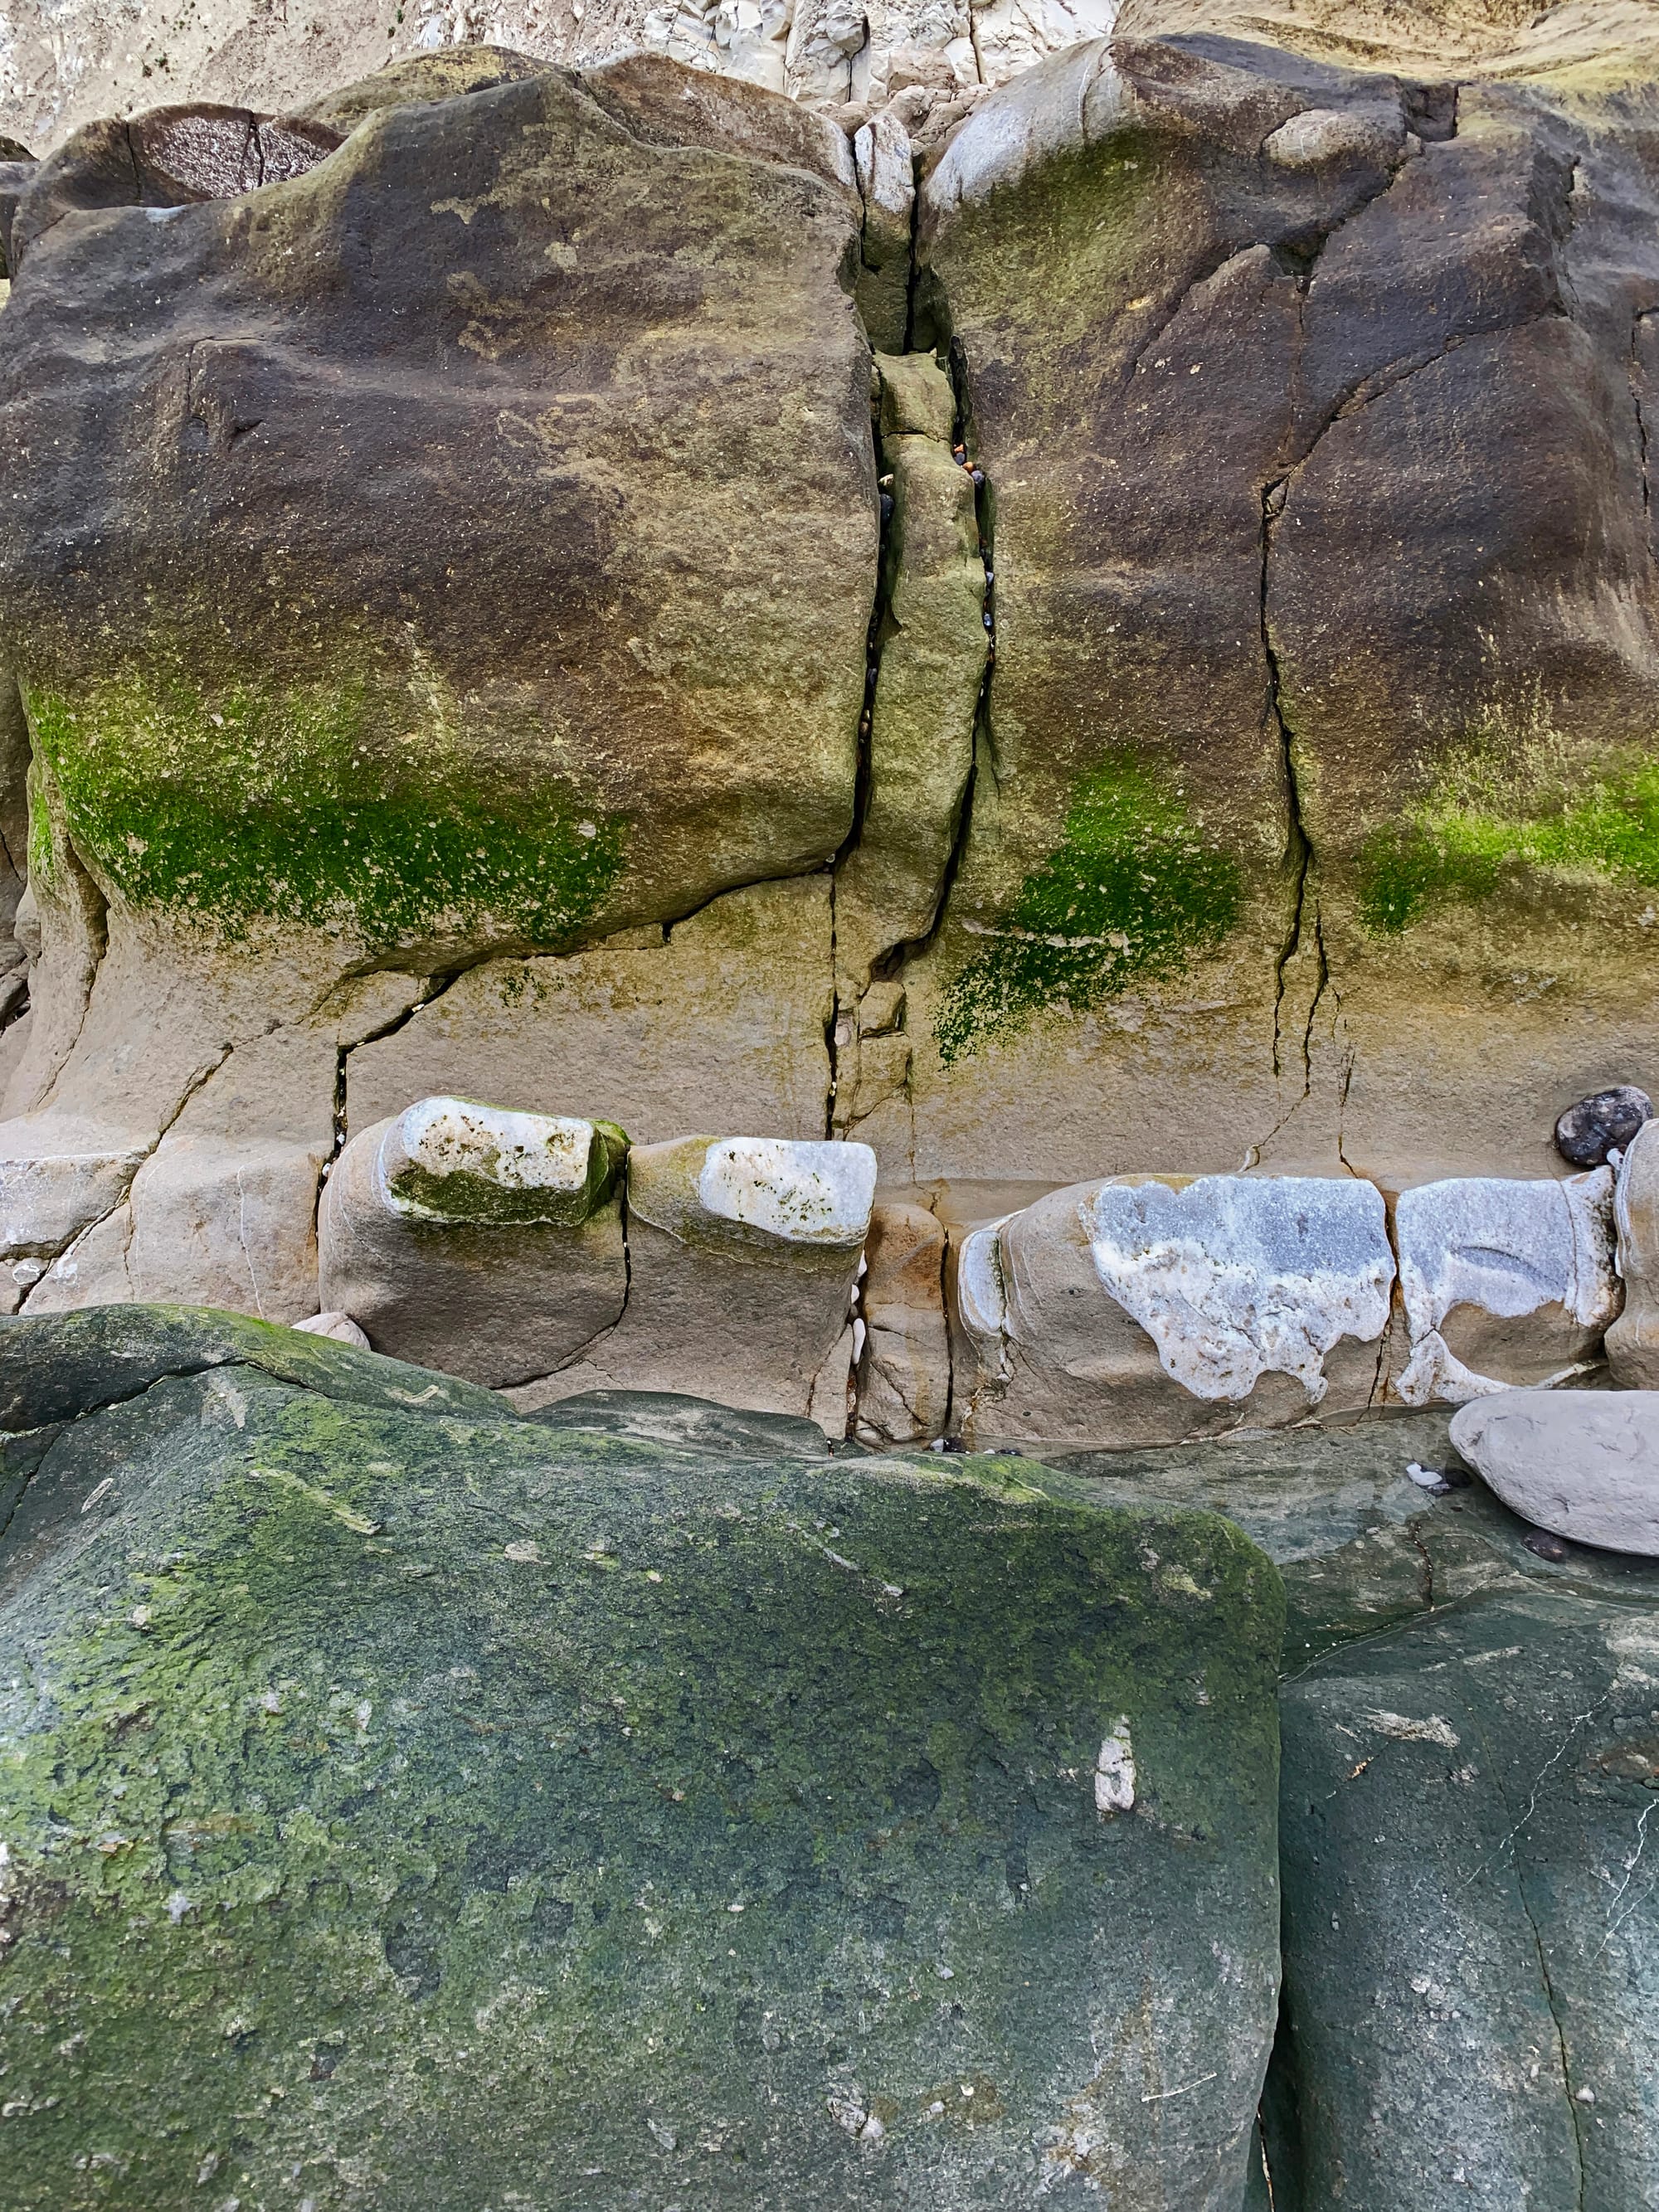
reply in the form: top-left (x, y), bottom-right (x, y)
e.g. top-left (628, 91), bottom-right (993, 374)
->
top-left (1523, 1528), bottom-right (1571, 1563)
top-left (1554, 1085), bottom-right (1653, 1168)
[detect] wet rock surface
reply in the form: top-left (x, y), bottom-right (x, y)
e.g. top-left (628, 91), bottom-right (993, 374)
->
top-left (0, 1305), bottom-right (1283, 2211)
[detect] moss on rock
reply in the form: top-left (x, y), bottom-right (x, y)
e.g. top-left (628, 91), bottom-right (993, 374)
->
top-left (1358, 699), bottom-right (1659, 935)
top-left (933, 753), bottom-right (1242, 1063)
top-left (0, 1310), bottom-right (1283, 2210)
top-left (22, 666), bottom-right (626, 950)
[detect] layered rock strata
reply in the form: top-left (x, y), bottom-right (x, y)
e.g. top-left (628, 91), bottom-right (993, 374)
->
top-left (2, 31), bottom-right (1659, 1446)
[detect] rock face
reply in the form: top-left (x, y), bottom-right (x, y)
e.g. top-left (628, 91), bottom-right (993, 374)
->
top-left (1277, 1569), bottom-right (1659, 2209)
top-left (510, 1133), bottom-right (878, 1431)
top-left (1450, 1388), bottom-right (1659, 1556)
top-left (2, 24), bottom-right (1659, 1338)
top-left (898, 22), bottom-right (1659, 1188)
top-left (0, 55), bottom-right (872, 1301)
top-left (0, 1304), bottom-right (1284, 2211)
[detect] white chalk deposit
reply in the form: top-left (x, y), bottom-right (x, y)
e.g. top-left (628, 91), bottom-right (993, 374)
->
top-left (1394, 1169), bottom-right (1619, 1405)
top-left (1082, 1175), bottom-right (1394, 1404)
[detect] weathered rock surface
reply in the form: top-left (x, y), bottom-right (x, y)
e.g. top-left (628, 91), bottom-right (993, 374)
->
top-left (1609, 1116), bottom-right (1659, 1389)
top-left (347, 877), bottom-right (835, 1150)
top-left (1450, 1388), bottom-right (1659, 1557)
top-left (2, 23), bottom-right (1659, 1383)
top-left (1044, 1403), bottom-right (1659, 2204)
top-left (953, 1171), bottom-right (1394, 1449)
top-left (888, 22), bottom-right (1659, 1189)
top-left (1276, 1569), bottom-right (1659, 2210)
top-left (0, 54), bottom-right (873, 1282)
top-left (854, 1198), bottom-right (952, 1443)
top-left (0, 1305), bottom-right (1284, 2210)
top-left (1390, 1169), bottom-right (1621, 1405)
top-left (511, 1134), bottom-right (878, 1431)
top-left (319, 1098), bottom-right (630, 1387)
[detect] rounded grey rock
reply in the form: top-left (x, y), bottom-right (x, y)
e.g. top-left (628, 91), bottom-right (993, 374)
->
top-left (1554, 1084), bottom-right (1652, 1168)
top-left (1450, 1389), bottom-right (1659, 1556)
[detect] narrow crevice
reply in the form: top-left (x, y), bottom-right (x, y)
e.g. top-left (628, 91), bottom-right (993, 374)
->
top-left (901, 141), bottom-right (925, 354)
top-left (882, 334), bottom-right (995, 982)
top-left (1262, 475), bottom-right (1312, 1094)
top-left (1632, 309), bottom-right (1654, 523)
top-left (825, 868), bottom-right (841, 1139)
top-left (328, 960), bottom-right (493, 1169)
top-left (826, 365), bottom-right (899, 1133)
top-left (0, 1428), bottom-right (65, 1555)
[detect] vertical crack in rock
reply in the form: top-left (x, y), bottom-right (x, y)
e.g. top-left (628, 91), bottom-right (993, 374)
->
top-left (328, 958), bottom-right (507, 1169)
top-left (873, 331), bottom-right (996, 984)
top-left (1469, 1701), bottom-right (1589, 2210)
top-left (1262, 475), bottom-right (1317, 1096)
top-left (826, 372), bottom-right (895, 1138)
top-left (1632, 309), bottom-right (1654, 521)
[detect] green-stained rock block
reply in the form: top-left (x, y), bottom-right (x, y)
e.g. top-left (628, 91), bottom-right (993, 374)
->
top-left (1276, 1576), bottom-right (1659, 2211)
top-left (0, 1301), bottom-right (507, 1433)
top-left (0, 1314), bottom-right (1284, 2210)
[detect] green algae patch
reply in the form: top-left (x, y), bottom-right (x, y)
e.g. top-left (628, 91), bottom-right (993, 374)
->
top-left (21, 668), bottom-right (627, 950)
top-left (0, 1327), bottom-right (1282, 2211)
top-left (1357, 703), bottom-right (1659, 934)
top-left (934, 753), bottom-right (1242, 1063)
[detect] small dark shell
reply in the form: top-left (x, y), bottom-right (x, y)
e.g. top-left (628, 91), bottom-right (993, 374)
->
top-left (1554, 1085), bottom-right (1653, 1169)
top-left (1523, 1529), bottom-right (1570, 1563)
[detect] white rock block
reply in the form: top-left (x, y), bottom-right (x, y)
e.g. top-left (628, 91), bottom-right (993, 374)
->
top-left (510, 1134), bottom-right (877, 1434)
top-left (1450, 1390), bottom-right (1659, 1556)
top-left (319, 1097), bottom-right (629, 1388)
top-left (1393, 1171), bottom-right (1619, 1405)
top-left (953, 1172), bottom-right (1394, 1450)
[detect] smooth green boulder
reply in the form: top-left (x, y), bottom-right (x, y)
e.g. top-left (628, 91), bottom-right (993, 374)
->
top-left (0, 1309), bottom-right (1283, 2210)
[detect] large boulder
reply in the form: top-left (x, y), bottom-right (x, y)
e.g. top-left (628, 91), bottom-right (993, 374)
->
top-left (1276, 1562), bottom-right (1659, 2210)
top-left (1049, 1401), bottom-right (1659, 2205)
top-left (0, 1305), bottom-right (1285, 2210)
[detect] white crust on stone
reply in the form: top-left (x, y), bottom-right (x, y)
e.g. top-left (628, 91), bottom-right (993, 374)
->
top-left (1082, 1174), bottom-right (1394, 1405)
top-left (382, 1097), bottom-right (606, 1222)
top-left (1394, 1170), bottom-right (1618, 1407)
top-left (697, 1136), bottom-right (875, 1246)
